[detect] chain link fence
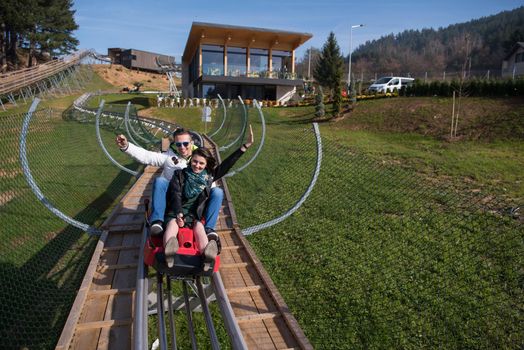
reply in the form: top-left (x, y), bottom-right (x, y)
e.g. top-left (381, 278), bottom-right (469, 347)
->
top-left (0, 89), bottom-right (521, 348)
top-left (0, 106), bottom-right (141, 348)
top-left (225, 109), bottom-right (523, 349)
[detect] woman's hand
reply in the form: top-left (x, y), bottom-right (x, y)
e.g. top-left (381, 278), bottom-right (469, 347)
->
top-left (176, 215), bottom-right (185, 227)
top-left (116, 134), bottom-right (128, 149)
top-left (242, 125), bottom-right (254, 150)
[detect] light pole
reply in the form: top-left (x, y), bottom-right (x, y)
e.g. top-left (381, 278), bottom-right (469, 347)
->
top-left (348, 24), bottom-right (364, 91)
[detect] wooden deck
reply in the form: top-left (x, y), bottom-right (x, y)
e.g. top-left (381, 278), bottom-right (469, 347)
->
top-left (56, 149), bottom-right (311, 349)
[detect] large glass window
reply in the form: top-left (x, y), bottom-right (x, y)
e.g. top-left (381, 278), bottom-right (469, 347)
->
top-left (271, 50), bottom-right (292, 78)
top-left (202, 84), bottom-right (217, 98)
top-left (250, 48), bottom-right (269, 77)
top-left (202, 45), bottom-right (224, 76)
top-left (243, 85), bottom-right (264, 100)
top-left (227, 47), bottom-right (246, 77)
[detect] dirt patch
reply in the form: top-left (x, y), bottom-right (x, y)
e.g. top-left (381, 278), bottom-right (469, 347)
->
top-left (0, 169), bottom-right (21, 179)
top-left (92, 64), bottom-right (179, 92)
top-left (0, 190), bottom-right (18, 206)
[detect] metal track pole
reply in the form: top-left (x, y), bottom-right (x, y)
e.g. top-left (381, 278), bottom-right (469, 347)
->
top-left (133, 226), bottom-right (148, 350)
top-left (166, 276), bottom-right (177, 350)
top-left (196, 276), bottom-right (220, 350)
top-left (157, 273), bottom-right (168, 350)
top-left (182, 281), bottom-right (198, 350)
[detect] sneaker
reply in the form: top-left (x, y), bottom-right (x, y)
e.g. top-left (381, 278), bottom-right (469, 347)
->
top-left (205, 228), bottom-right (221, 253)
top-left (203, 240), bottom-right (218, 261)
top-left (202, 240), bottom-right (218, 272)
top-left (150, 221), bottom-right (164, 236)
top-left (205, 229), bottom-right (219, 242)
top-left (164, 237), bottom-right (179, 268)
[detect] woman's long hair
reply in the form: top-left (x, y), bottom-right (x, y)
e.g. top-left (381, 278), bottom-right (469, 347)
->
top-left (192, 148), bottom-right (216, 172)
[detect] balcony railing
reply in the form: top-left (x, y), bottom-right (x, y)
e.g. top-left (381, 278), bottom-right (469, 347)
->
top-left (202, 69), bottom-right (298, 80)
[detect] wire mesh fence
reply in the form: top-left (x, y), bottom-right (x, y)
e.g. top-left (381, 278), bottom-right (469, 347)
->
top-left (225, 109), bottom-right (523, 349)
top-left (0, 106), bottom-right (140, 348)
top-left (1, 91), bottom-right (521, 348)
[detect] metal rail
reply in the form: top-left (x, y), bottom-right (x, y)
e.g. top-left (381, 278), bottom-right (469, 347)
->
top-left (242, 122), bottom-right (323, 235)
top-left (19, 98), bottom-right (102, 235)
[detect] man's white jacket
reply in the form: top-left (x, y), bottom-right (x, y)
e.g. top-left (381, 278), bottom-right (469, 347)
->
top-left (123, 143), bottom-right (187, 180)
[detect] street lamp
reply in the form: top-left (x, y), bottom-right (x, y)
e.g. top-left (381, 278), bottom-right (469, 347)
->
top-left (348, 24), bottom-right (364, 91)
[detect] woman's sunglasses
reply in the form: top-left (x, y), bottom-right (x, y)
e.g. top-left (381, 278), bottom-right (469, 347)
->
top-left (175, 141), bottom-right (190, 148)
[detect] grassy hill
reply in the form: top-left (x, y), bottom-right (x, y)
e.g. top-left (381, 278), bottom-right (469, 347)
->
top-left (220, 96), bottom-right (523, 348)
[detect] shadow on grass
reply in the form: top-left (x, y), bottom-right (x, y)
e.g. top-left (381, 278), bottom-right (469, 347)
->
top-left (110, 97), bottom-right (153, 109)
top-left (0, 166), bottom-right (140, 349)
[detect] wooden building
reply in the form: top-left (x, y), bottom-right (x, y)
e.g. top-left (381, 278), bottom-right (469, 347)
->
top-left (107, 48), bottom-right (175, 73)
top-left (181, 22), bottom-right (312, 102)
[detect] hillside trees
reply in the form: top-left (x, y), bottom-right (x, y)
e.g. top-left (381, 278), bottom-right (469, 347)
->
top-left (0, 0), bottom-right (78, 71)
top-left (351, 6), bottom-right (524, 75)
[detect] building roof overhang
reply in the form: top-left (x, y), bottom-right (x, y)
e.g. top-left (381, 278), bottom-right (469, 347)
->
top-left (182, 22), bottom-right (312, 62)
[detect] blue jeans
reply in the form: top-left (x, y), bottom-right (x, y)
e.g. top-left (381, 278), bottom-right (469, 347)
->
top-left (205, 187), bottom-right (223, 231)
top-left (150, 177), bottom-right (223, 230)
top-left (150, 177), bottom-right (169, 223)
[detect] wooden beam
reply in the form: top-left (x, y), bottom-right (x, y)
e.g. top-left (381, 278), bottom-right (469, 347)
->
top-left (88, 288), bottom-right (135, 297)
top-left (226, 285), bottom-right (264, 294)
top-left (76, 319), bottom-right (132, 331)
top-left (220, 262), bottom-right (249, 269)
top-left (236, 312), bottom-right (280, 323)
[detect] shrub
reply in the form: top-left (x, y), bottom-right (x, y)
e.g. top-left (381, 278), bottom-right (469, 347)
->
top-left (315, 87), bottom-right (325, 118)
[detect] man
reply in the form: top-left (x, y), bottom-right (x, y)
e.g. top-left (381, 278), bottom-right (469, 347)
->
top-left (115, 128), bottom-right (223, 241)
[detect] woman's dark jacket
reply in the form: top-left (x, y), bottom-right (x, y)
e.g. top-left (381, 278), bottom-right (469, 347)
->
top-left (166, 148), bottom-right (245, 221)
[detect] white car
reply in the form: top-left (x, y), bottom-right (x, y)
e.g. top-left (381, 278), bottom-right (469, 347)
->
top-left (368, 76), bottom-right (414, 93)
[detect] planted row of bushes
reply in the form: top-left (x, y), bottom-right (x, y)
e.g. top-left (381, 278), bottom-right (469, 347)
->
top-left (404, 78), bottom-right (524, 97)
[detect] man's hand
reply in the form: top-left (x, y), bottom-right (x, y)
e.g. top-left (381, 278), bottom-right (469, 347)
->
top-left (116, 134), bottom-right (128, 149)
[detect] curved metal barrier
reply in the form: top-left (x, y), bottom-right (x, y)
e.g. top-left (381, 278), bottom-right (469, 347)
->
top-left (208, 94), bottom-right (227, 138)
top-left (19, 98), bottom-right (103, 235)
top-left (242, 122), bottom-right (322, 236)
top-left (224, 99), bottom-right (266, 178)
top-left (94, 100), bottom-right (140, 177)
top-left (219, 96), bottom-right (248, 151)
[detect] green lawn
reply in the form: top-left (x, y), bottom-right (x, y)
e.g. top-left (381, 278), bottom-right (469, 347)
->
top-left (2, 67), bottom-right (521, 350)
top-left (222, 98), bottom-right (523, 349)
top-left (0, 108), bottom-right (140, 348)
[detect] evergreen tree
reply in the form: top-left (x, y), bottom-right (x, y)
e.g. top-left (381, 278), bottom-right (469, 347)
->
top-left (313, 32), bottom-right (344, 100)
top-left (314, 86), bottom-right (325, 119)
top-left (0, 0), bottom-right (78, 70)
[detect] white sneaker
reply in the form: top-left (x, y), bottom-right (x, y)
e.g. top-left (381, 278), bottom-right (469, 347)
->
top-left (150, 222), bottom-right (163, 236)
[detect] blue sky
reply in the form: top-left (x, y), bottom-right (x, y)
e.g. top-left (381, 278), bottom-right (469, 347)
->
top-left (73, 0), bottom-right (523, 62)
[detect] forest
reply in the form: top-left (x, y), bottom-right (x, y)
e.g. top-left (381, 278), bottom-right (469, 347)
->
top-left (0, 0), bottom-right (78, 72)
top-left (296, 6), bottom-right (524, 78)
top-left (351, 6), bottom-right (524, 75)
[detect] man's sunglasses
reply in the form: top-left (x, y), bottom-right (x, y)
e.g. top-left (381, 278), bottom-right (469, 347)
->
top-left (175, 141), bottom-right (190, 148)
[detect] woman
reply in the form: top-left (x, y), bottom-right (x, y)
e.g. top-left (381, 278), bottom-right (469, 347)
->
top-left (164, 125), bottom-right (254, 269)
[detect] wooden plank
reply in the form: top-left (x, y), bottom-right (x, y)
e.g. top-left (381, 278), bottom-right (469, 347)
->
top-left (96, 263), bottom-right (138, 271)
top-left (221, 245), bottom-right (243, 250)
top-left (226, 285), bottom-right (264, 295)
top-left (102, 245), bottom-right (140, 252)
top-left (239, 320), bottom-right (277, 350)
top-left (55, 230), bottom-right (109, 350)
top-left (220, 262), bottom-right (249, 269)
top-left (88, 288), bottom-right (135, 297)
top-left (76, 319), bottom-right (132, 331)
top-left (236, 312), bottom-right (280, 323)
